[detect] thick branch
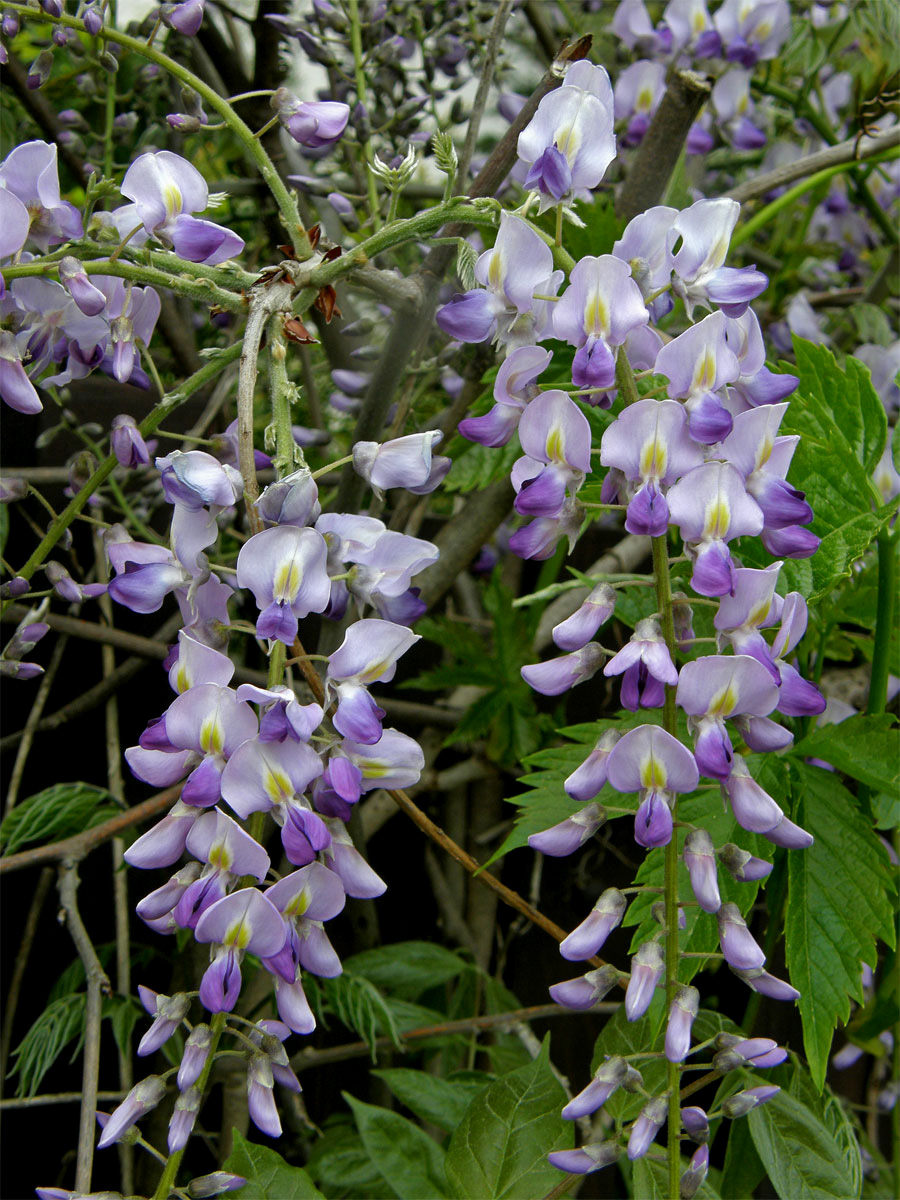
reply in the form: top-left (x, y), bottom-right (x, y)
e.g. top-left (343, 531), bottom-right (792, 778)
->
top-left (616, 69), bottom-right (711, 222)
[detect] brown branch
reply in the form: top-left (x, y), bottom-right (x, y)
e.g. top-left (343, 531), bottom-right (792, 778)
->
top-left (289, 1002), bottom-right (618, 1071)
top-left (725, 126), bottom-right (900, 205)
top-left (58, 859), bottom-right (112, 1194)
top-left (0, 1090), bottom-right (126, 1111)
top-left (616, 68), bottom-right (712, 222)
top-left (0, 786), bottom-right (179, 875)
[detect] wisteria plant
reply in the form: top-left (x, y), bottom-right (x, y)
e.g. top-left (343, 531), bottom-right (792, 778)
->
top-left (0, 2), bottom-right (898, 1200)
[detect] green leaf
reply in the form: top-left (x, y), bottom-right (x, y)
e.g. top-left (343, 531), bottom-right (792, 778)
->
top-left (373, 1068), bottom-right (492, 1134)
top-left (9, 993), bottom-right (86, 1097)
top-left (791, 714), bottom-right (899, 794)
top-left (343, 942), bottom-right (466, 1000)
top-left (444, 438), bottom-right (520, 495)
top-left (719, 1111), bottom-right (765, 1199)
top-left (764, 338), bottom-right (890, 599)
top-left (786, 763), bottom-right (897, 1090)
top-left (748, 1082), bottom-right (862, 1200)
top-left (788, 1068), bottom-right (863, 1200)
top-left (225, 1129), bottom-right (324, 1199)
top-left (103, 994), bottom-right (143, 1060)
top-left (344, 1094), bottom-right (450, 1199)
top-left (305, 1121), bottom-right (393, 1197)
top-left (0, 782), bottom-right (119, 855)
top-left (445, 1038), bottom-right (571, 1200)
top-left (322, 972), bottom-right (401, 1058)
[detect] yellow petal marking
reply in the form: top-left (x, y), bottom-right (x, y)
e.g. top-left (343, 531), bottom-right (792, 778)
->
top-left (584, 291), bottom-right (609, 338)
top-left (225, 915), bottom-right (251, 950)
top-left (264, 764), bottom-right (294, 805)
top-left (640, 753), bottom-right (667, 790)
top-left (639, 432), bottom-right (667, 481)
top-left (285, 890), bottom-right (311, 918)
top-left (199, 715), bottom-right (223, 755)
top-left (208, 839), bottom-right (233, 872)
top-left (703, 494), bottom-right (731, 540)
top-left (708, 681), bottom-right (738, 718)
top-left (274, 556), bottom-right (302, 604)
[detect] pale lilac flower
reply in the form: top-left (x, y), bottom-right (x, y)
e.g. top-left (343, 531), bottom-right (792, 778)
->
top-left (552, 583), bottom-right (616, 652)
top-left (671, 198), bottom-right (767, 320)
top-left (612, 0), bottom-right (671, 54)
top-left (168, 1086), bottom-right (201, 1153)
top-left (458, 345), bottom-right (551, 447)
top-left (677, 655), bottom-right (778, 779)
top-left (560, 888), bottom-right (627, 961)
top-left (564, 730), bottom-right (620, 800)
top-left (615, 60), bottom-right (666, 147)
top-left (124, 800), bottom-right (202, 869)
top-left (527, 803), bottom-right (607, 857)
top-left (322, 818), bottom-right (387, 899)
top-left (770, 593), bottom-right (826, 716)
top-left (136, 862), bottom-right (202, 926)
top-left (94, 275), bottom-right (161, 386)
top-left (612, 205), bottom-right (677, 319)
top-left (627, 1093), bottom-right (669, 1159)
top-left (97, 1076), bottom-right (167, 1149)
top-left (665, 985), bottom-right (700, 1062)
top-left (0, 330), bottom-right (43, 414)
top-left (625, 940), bottom-right (664, 1020)
top-left (436, 213), bottom-right (562, 347)
top-left (0, 141), bottom-right (83, 251)
top-left (548, 1141), bottom-right (620, 1175)
top-left (163, 0), bottom-right (206, 36)
top-left (666, 463), bottom-right (764, 596)
top-left (733, 966), bottom-right (799, 1001)
top-left (136, 989), bottom-right (190, 1057)
top-left (178, 1024), bottom-right (212, 1091)
top-left (717, 901), bottom-right (765, 970)
top-left (607, 724), bottom-right (699, 849)
top-left (683, 829), bottom-right (720, 913)
top-left (263, 862), bottom-right (346, 985)
top-left (116, 151), bottom-right (244, 265)
top-left (549, 964), bottom-right (622, 1010)
top-left (272, 89), bottom-right (350, 148)
top-left (721, 405), bottom-right (812, 532)
top-left (723, 309), bottom-right (798, 409)
top-left (713, 1034), bottom-right (787, 1071)
top-left (163, 684), bottom-right (257, 807)
top-left (236, 525), bottom-right (331, 644)
top-left (552, 256), bottom-right (649, 397)
top-left (718, 842), bottom-right (773, 882)
top-left (664, 0), bottom-right (713, 50)
top-left (712, 69), bottom-right (766, 149)
top-left (246, 1051), bottom-right (281, 1137)
top-left (604, 618), bottom-right (678, 711)
top-left (562, 1056), bottom-right (627, 1120)
top-left (169, 630), bottom-right (235, 695)
top-left (326, 619), bottom-right (420, 744)
top-left (714, 0), bottom-right (792, 66)
top-left (340, 728), bottom-right (425, 793)
top-left (517, 62), bottom-right (616, 211)
top-left (111, 414), bottom-right (150, 468)
top-left (353, 431), bottom-right (450, 497)
top-left (175, 809), bottom-right (271, 929)
top-left (187, 1173), bottom-right (247, 1198)
top-left (57, 256), bottom-right (107, 317)
top-left (521, 644), bottom-right (607, 696)
top-left (514, 389), bottom-right (592, 517)
top-left (195, 888), bottom-right (287, 1012)
top-left (655, 311), bottom-right (742, 442)
top-left (235, 683), bottom-right (322, 744)
top-left (721, 1084), bottom-right (781, 1117)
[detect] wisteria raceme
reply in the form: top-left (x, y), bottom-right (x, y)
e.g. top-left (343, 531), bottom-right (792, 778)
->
top-left (3, 3), bottom-right (894, 1193)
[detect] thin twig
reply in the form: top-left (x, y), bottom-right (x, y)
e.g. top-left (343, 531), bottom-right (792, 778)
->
top-left (0, 786), bottom-right (180, 875)
top-left (58, 859), bottom-right (112, 1195)
top-left (0, 867), bottom-right (54, 1096)
top-left (457, 0), bottom-right (514, 187)
top-left (289, 1002), bottom-right (618, 1070)
top-left (0, 1090), bottom-right (127, 1111)
top-left (725, 126), bottom-right (900, 205)
top-left (5, 633), bottom-right (68, 813)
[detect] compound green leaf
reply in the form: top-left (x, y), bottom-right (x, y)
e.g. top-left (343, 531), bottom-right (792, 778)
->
top-left (791, 714), bottom-right (899, 794)
top-left (225, 1129), bottom-right (324, 1199)
top-left (345, 1094), bottom-right (449, 1199)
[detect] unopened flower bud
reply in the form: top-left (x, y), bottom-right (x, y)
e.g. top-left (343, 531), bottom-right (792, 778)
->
top-left (681, 1105), bottom-right (709, 1143)
top-left (98, 50), bottom-right (118, 73)
top-left (621, 1063), bottom-right (644, 1092)
top-left (58, 257), bottom-right (106, 317)
top-left (2, 10), bottom-right (19, 37)
top-left (110, 414), bottom-right (150, 469)
top-left (560, 888), bottom-right (627, 961)
top-left (625, 941), bottom-right (664, 1021)
top-left (680, 1145), bottom-right (709, 1199)
top-left (0, 478), bottom-right (28, 503)
top-left (187, 1173), bottom-right (248, 1198)
top-left (665, 985), bottom-right (699, 1063)
top-left (718, 842), bottom-right (773, 882)
top-left (549, 963), bottom-right (621, 1010)
top-left (628, 1093), bottom-right (669, 1159)
top-left (168, 1085), bottom-right (202, 1152)
top-left (27, 50), bottom-right (54, 89)
top-left (97, 1075), bottom-right (167, 1148)
top-left (82, 3), bottom-right (103, 34)
top-left (178, 1023), bottom-right (212, 1091)
top-left (722, 1085), bottom-right (780, 1118)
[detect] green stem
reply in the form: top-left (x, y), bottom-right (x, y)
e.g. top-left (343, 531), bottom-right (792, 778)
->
top-left (267, 316), bottom-right (303, 479)
top-left (650, 530), bottom-right (681, 1200)
top-left (615, 350), bottom-right (642, 407)
top-left (732, 148), bottom-right (900, 249)
top-left (1, 256), bottom-right (247, 312)
top-left (866, 530), bottom-right (897, 716)
top-left (2, 342), bottom-right (242, 603)
top-left (152, 1010), bottom-right (227, 1200)
top-left (348, 0), bottom-right (382, 229)
top-left (2, 2), bottom-right (311, 260)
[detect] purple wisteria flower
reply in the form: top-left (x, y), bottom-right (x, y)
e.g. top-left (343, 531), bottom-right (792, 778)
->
top-left (436, 213), bottom-right (562, 348)
top-left (562, 1056), bottom-right (627, 1120)
top-left (521, 644), bottom-right (607, 697)
top-left (606, 724), bottom-right (700, 848)
top-left (353, 431), bottom-right (450, 497)
top-left (549, 963), bottom-right (621, 1010)
top-left (714, 0), bottom-right (792, 66)
top-left (612, 205), bottom-right (677, 319)
top-left (723, 309), bottom-right (798, 410)
top-left (194, 888), bottom-right (287, 1012)
top-left (770, 592), bottom-right (827, 717)
top-left (628, 1093), bottom-right (669, 1159)
top-left (552, 583), bottom-right (616, 652)
top-left (721, 404), bottom-right (813, 533)
top-left (712, 69), bottom-right (767, 149)
top-left (0, 140), bottom-right (83, 252)
top-left (607, 398), bottom-right (705, 535)
top-left (0, 186), bottom-right (30, 267)
top-left (615, 60), bottom-right (666, 147)
top-left (604, 618), bottom-right (678, 711)
top-left (527, 802), bottom-right (607, 857)
top-left (516, 61), bottom-right (616, 211)
top-left (326, 619), bottom-right (420, 744)
top-left (458, 345), bottom-right (551, 447)
top-left (676, 655), bottom-right (778, 780)
top-left (713, 562), bottom-right (783, 680)
top-left (564, 729), bottom-right (620, 800)
top-left (272, 89), bottom-right (350, 148)
top-left (654, 311), bottom-right (741, 442)
top-left (237, 525), bottom-right (331, 644)
top-left (626, 940), bottom-right (665, 1021)
top-left (97, 1076), bottom-right (167, 1150)
top-left (114, 151), bottom-right (244, 265)
top-left (174, 808), bottom-right (270, 929)
top-left (683, 828), bottom-right (721, 913)
top-left (665, 984), bottom-right (700, 1062)
top-left (552, 255), bottom-right (649, 398)
top-left (723, 758), bottom-right (813, 847)
top-left (560, 888), bottom-right (627, 961)
top-left (670, 198), bottom-right (767, 320)
top-left (514, 389), bottom-right (592, 518)
top-left (666, 462), bottom-right (764, 596)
